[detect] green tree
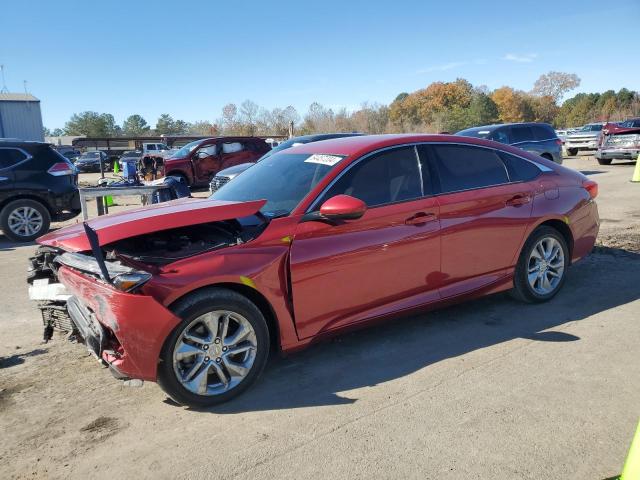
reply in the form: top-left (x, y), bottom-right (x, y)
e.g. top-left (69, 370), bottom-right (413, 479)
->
top-left (51, 128), bottom-right (64, 136)
top-left (64, 111), bottom-right (120, 137)
top-left (42, 127), bottom-right (51, 137)
top-left (155, 114), bottom-right (175, 135)
top-left (467, 91), bottom-right (498, 126)
top-left (122, 114), bottom-right (151, 135)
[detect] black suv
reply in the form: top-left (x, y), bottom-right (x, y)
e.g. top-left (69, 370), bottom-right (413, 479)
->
top-left (0, 141), bottom-right (80, 242)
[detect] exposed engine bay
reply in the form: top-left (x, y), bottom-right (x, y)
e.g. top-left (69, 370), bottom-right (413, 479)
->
top-left (27, 215), bottom-right (268, 343)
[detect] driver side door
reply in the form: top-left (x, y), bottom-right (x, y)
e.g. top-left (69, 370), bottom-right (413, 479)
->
top-left (192, 143), bottom-right (221, 184)
top-left (289, 146), bottom-right (442, 339)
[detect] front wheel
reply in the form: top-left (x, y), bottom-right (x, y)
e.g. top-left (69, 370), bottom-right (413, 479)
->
top-left (510, 226), bottom-right (569, 303)
top-left (566, 148), bottom-right (578, 157)
top-left (157, 288), bottom-right (270, 407)
top-left (597, 158), bottom-right (612, 165)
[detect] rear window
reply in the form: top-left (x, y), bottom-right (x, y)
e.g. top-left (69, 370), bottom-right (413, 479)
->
top-left (431, 145), bottom-right (509, 193)
top-left (0, 148), bottom-right (28, 169)
top-left (499, 152), bottom-right (541, 182)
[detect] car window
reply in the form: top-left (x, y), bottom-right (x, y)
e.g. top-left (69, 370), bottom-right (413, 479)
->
top-left (499, 152), bottom-right (541, 182)
top-left (531, 125), bottom-right (554, 141)
top-left (320, 146), bottom-right (422, 208)
top-left (222, 142), bottom-right (245, 154)
top-left (0, 148), bottom-right (28, 169)
top-left (197, 144), bottom-right (218, 156)
top-left (431, 144), bottom-right (509, 193)
top-left (147, 144), bottom-right (156, 150)
top-left (490, 129), bottom-right (510, 144)
top-left (511, 126), bottom-right (534, 144)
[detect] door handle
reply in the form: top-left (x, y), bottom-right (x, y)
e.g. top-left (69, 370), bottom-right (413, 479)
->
top-left (506, 194), bottom-right (531, 207)
top-left (405, 212), bottom-right (437, 225)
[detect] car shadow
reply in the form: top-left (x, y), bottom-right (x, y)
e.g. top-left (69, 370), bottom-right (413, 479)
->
top-left (580, 170), bottom-right (606, 176)
top-left (0, 348), bottom-right (48, 369)
top-left (182, 248), bottom-right (640, 414)
top-left (0, 234), bottom-right (36, 251)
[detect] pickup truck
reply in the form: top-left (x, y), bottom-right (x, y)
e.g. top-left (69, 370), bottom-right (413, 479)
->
top-left (162, 137), bottom-right (269, 187)
top-left (564, 123), bottom-right (605, 156)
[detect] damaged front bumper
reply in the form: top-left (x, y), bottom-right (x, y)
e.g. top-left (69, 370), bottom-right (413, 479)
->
top-left (55, 265), bottom-right (181, 381)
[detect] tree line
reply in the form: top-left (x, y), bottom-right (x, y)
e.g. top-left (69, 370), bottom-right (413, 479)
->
top-left (44, 71), bottom-right (640, 138)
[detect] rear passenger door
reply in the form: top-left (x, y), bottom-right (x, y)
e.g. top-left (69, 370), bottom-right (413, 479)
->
top-left (422, 144), bottom-right (535, 297)
top-left (220, 142), bottom-right (255, 170)
top-left (0, 148), bottom-right (20, 202)
top-left (510, 125), bottom-right (540, 156)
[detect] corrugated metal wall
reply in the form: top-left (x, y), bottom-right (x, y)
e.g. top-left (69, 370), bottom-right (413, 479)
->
top-left (0, 101), bottom-right (44, 141)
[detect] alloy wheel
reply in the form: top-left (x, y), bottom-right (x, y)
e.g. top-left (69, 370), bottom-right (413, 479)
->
top-left (7, 206), bottom-right (44, 238)
top-left (172, 310), bottom-right (257, 396)
top-left (527, 237), bottom-right (565, 295)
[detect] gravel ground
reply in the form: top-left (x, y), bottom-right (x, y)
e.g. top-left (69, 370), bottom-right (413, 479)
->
top-left (0, 154), bottom-right (638, 479)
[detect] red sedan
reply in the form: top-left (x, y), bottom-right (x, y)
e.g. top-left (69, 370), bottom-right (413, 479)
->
top-left (31, 135), bottom-right (599, 406)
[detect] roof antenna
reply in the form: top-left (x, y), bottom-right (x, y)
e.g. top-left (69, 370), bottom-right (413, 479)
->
top-left (23, 80), bottom-right (28, 94)
top-left (0, 65), bottom-right (8, 93)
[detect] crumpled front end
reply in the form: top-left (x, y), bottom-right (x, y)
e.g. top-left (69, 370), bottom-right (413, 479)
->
top-left (57, 265), bottom-right (181, 381)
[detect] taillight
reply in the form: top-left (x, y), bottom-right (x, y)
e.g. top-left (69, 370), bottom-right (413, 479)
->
top-left (47, 162), bottom-right (74, 176)
top-left (555, 139), bottom-right (562, 146)
top-left (583, 179), bottom-right (598, 199)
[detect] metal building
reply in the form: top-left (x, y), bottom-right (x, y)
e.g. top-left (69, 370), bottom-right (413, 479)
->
top-left (0, 93), bottom-right (44, 141)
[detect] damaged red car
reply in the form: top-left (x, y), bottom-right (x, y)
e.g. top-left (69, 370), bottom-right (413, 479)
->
top-left (596, 118), bottom-right (640, 165)
top-left (28, 135), bottom-right (600, 407)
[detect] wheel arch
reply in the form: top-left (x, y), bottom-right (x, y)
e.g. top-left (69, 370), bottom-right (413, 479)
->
top-left (0, 194), bottom-right (54, 217)
top-left (166, 282), bottom-right (281, 352)
top-left (531, 218), bottom-right (574, 262)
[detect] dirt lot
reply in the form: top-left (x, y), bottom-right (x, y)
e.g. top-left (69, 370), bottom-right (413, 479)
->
top-left (1, 154), bottom-right (639, 479)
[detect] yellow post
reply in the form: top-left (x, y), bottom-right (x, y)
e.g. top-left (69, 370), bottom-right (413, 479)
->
top-left (632, 153), bottom-right (640, 183)
top-left (621, 420), bottom-right (640, 480)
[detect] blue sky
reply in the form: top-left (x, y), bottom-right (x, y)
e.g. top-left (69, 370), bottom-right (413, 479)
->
top-left (1, 0), bottom-right (638, 129)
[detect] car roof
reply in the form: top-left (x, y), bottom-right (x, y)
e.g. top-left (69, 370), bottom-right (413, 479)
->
top-left (0, 139), bottom-right (48, 148)
top-left (286, 133), bottom-right (522, 158)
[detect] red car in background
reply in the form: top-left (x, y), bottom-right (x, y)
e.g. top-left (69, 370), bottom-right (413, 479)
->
top-left (29, 135), bottom-right (599, 407)
top-left (596, 118), bottom-right (640, 165)
top-left (162, 136), bottom-right (270, 187)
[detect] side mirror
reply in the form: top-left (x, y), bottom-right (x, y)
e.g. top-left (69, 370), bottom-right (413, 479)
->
top-left (302, 194), bottom-right (367, 223)
top-left (196, 151), bottom-right (209, 159)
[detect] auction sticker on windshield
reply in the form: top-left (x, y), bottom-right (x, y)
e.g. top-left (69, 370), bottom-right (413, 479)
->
top-left (304, 154), bottom-right (344, 166)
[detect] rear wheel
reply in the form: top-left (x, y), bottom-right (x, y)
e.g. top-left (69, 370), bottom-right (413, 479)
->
top-left (157, 288), bottom-right (270, 407)
top-left (510, 226), bottom-right (569, 303)
top-left (566, 148), bottom-right (578, 157)
top-left (0, 199), bottom-right (51, 242)
top-left (597, 158), bottom-right (612, 165)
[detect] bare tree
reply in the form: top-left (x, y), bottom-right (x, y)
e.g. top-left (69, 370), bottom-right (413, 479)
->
top-left (532, 72), bottom-right (581, 102)
top-left (239, 100), bottom-right (260, 135)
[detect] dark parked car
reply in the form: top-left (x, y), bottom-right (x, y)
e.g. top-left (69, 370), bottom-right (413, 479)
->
top-left (53, 146), bottom-right (81, 163)
top-left (210, 133), bottom-right (364, 192)
top-left (30, 134), bottom-right (598, 406)
top-left (163, 137), bottom-right (270, 187)
top-left (0, 140), bottom-right (79, 242)
top-left (74, 151), bottom-right (111, 173)
top-left (456, 123), bottom-right (563, 163)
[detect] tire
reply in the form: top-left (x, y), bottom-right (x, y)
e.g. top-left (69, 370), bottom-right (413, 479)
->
top-left (597, 158), bottom-right (612, 165)
top-left (540, 153), bottom-right (554, 162)
top-left (566, 148), bottom-right (578, 157)
top-left (157, 288), bottom-right (270, 407)
top-left (510, 226), bottom-right (569, 303)
top-left (167, 172), bottom-right (190, 187)
top-left (0, 199), bottom-right (51, 242)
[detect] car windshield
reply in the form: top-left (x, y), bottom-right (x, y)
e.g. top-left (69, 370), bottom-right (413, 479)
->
top-left (209, 152), bottom-right (344, 217)
top-left (122, 151), bottom-right (141, 157)
top-left (80, 152), bottom-right (100, 159)
top-left (581, 124), bottom-right (602, 132)
top-left (171, 140), bottom-right (202, 158)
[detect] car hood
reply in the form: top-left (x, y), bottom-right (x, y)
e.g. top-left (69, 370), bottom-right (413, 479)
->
top-left (566, 132), bottom-right (599, 139)
top-left (37, 197), bottom-right (266, 252)
top-left (215, 162), bottom-right (254, 178)
top-left (603, 123), bottom-right (640, 136)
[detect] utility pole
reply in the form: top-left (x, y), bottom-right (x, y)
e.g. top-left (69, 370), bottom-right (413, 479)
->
top-left (0, 65), bottom-right (8, 93)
